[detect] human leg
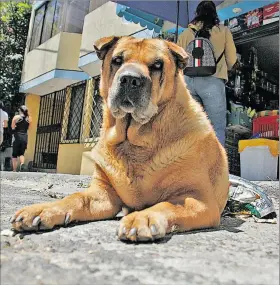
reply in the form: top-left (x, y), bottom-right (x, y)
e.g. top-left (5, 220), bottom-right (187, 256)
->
top-left (0, 133), bottom-right (3, 146)
top-left (12, 138), bottom-right (20, 171)
top-left (12, 157), bottom-right (18, 172)
top-left (184, 76), bottom-right (203, 105)
top-left (194, 77), bottom-right (227, 145)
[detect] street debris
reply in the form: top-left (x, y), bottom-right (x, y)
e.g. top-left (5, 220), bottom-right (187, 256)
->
top-left (46, 192), bottom-right (65, 199)
top-left (225, 174), bottom-right (277, 222)
top-left (1, 229), bottom-right (16, 237)
top-left (77, 182), bottom-right (90, 188)
top-left (253, 216), bottom-right (278, 224)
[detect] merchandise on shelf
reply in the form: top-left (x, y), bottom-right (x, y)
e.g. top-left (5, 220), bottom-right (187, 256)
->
top-left (226, 46), bottom-right (279, 123)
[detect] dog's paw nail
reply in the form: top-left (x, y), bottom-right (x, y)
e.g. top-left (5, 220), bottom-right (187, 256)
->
top-left (9, 216), bottom-right (16, 223)
top-left (15, 215), bottom-right (23, 222)
top-left (150, 224), bottom-right (158, 235)
top-left (122, 227), bottom-right (127, 234)
top-left (129, 228), bottom-right (137, 236)
top-left (32, 216), bottom-right (41, 227)
top-left (65, 213), bottom-right (71, 225)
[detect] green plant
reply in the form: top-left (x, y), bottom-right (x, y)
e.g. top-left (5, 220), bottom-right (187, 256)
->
top-left (0, 1), bottom-right (31, 113)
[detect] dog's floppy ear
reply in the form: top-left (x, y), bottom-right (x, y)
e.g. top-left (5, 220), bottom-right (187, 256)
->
top-left (166, 41), bottom-right (188, 70)
top-left (94, 36), bottom-right (120, 60)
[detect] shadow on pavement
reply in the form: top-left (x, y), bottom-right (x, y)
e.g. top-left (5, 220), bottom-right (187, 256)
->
top-left (177, 216), bottom-right (245, 236)
top-left (12, 216), bottom-right (245, 243)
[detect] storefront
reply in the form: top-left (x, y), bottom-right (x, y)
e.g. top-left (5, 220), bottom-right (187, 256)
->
top-left (223, 2), bottom-right (279, 179)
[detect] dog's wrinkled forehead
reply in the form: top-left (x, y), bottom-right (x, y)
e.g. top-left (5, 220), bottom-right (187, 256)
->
top-left (94, 36), bottom-right (188, 73)
top-left (113, 38), bottom-right (169, 65)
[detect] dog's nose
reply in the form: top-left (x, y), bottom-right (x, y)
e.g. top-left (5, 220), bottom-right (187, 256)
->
top-left (120, 75), bottom-right (142, 89)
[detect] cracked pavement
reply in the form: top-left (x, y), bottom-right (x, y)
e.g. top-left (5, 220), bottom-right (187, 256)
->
top-left (0, 172), bottom-right (279, 285)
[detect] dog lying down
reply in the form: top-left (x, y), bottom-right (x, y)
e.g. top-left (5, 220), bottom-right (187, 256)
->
top-left (11, 37), bottom-right (229, 242)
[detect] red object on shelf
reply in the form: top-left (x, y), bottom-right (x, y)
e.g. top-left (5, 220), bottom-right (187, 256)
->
top-left (253, 115), bottom-right (279, 138)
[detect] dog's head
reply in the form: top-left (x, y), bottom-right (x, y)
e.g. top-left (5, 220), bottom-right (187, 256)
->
top-left (94, 37), bottom-right (188, 124)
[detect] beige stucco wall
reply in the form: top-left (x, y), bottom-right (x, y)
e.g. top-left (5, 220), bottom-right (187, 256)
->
top-left (57, 144), bottom-right (90, 175)
top-left (24, 94), bottom-right (40, 165)
top-left (80, 1), bottom-right (145, 57)
top-left (22, 33), bottom-right (61, 83)
top-left (21, 32), bottom-right (82, 84)
top-left (56, 33), bottom-right (82, 71)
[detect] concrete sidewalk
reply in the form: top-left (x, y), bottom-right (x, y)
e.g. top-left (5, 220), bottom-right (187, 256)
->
top-left (0, 172), bottom-right (279, 285)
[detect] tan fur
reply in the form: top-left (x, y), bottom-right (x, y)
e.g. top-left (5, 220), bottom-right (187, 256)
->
top-left (11, 37), bottom-right (229, 242)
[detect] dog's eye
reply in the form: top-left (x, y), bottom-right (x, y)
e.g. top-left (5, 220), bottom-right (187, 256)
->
top-left (150, 60), bottom-right (163, 71)
top-left (112, 56), bottom-right (123, 66)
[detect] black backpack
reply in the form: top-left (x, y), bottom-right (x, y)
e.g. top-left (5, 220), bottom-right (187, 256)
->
top-left (184, 28), bottom-right (225, 77)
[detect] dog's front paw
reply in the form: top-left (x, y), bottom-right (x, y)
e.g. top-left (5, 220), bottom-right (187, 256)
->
top-left (10, 202), bottom-right (71, 232)
top-left (117, 210), bottom-right (168, 242)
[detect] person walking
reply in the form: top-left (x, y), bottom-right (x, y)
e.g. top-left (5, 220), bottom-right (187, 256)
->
top-left (177, 0), bottom-right (237, 145)
top-left (0, 101), bottom-right (8, 146)
top-left (11, 105), bottom-right (31, 171)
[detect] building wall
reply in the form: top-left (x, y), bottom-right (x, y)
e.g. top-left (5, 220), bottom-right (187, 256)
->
top-left (56, 144), bottom-right (90, 175)
top-left (57, 78), bottom-right (95, 175)
top-left (80, 2), bottom-right (144, 57)
top-left (21, 32), bottom-right (82, 84)
top-left (22, 33), bottom-right (61, 83)
top-left (56, 33), bottom-right (82, 71)
top-left (24, 89), bottom-right (93, 175)
top-left (79, 78), bottom-right (99, 176)
top-left (24, 94), bottom-right (40, 165)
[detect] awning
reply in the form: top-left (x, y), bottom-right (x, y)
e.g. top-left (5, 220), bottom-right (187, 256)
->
top-left (114, 1), bottom-right (223, 29)
top-left (116, 4), bottom-right (163, 33)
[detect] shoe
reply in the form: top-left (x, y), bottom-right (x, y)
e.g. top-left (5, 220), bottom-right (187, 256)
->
top-left (19, 163), bottom-right (25, 172)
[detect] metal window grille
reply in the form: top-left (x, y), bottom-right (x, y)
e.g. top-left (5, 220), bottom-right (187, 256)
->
top-left (81, 77), bottom-right (103, 147)
top-left (61, 81), bottom-right (86, 144)
top-left (33, 90), bottom-right (65, 169)
top-left (90, 77), bottom-right (103, 138)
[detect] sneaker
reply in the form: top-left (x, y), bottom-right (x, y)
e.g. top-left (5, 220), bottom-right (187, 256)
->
top-left (19, 163), bottom-right (25, 172)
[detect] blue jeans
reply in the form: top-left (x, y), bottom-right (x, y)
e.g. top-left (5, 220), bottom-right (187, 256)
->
top-left (185, 76), bottom-right (226, 145)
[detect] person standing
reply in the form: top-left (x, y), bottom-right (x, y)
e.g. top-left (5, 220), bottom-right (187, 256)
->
top-left (0, 101), bottom-right (9, 146)
top-left (11, 105), bottom-right (32, 172)
top-left (177, 0), bottom-right (237, 145)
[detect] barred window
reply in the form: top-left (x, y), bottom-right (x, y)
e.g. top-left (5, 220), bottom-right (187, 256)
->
top-left (80, 78), bottom-right (103, 147)
top-left (90, 77), bottom-right (103, 138)
top-left (65, 82), bottom-right (86, 141)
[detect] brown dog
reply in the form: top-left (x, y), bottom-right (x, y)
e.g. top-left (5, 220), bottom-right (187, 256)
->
top-left (11, 37), bottom-right (229, 242)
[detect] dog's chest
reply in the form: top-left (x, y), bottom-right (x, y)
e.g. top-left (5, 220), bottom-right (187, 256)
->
top-left (98, 140), bottom-right (191, 209)
top-left (104, 143), bottom-right (160, 208)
